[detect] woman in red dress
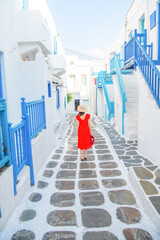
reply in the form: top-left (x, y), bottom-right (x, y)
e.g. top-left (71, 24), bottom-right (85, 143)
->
top-left (76, 104), bottom-right (93, 161)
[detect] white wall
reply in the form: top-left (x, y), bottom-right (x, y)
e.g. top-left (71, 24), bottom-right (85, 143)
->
top-left (138, 69), bottom-right (160, 165)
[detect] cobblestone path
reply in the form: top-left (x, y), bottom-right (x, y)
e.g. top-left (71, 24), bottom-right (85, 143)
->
top-left (0, 116), bottom-right (159, 240)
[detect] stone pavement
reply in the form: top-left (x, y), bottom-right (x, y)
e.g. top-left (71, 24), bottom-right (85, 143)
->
top-left (0, 115), bottom-right (159, 240)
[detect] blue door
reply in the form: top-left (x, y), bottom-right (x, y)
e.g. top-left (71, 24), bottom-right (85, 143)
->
top-left (0, 54), bottom-right (3, 98)
top-left (140, 16), bottom-right (145, 44)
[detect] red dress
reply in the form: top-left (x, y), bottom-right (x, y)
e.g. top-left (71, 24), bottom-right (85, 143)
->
top-left (76, 114), bottom-right (93, 150)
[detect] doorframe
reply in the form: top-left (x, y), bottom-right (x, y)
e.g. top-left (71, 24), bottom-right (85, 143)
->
top-left (74, 99), bottom-right (80, 111)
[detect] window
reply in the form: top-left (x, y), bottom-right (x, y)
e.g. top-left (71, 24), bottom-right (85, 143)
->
top-left (139, 14), bottom-right (145, 43)
top-left (81, 75), bottom-right (86, 85)
top-left (54, 36), bottom-right (57, 55)
top-left (56, 86), bottom-right (60, 109)
top-left (23, 0), bottom-right (29, 10)
top-left (128, 31), bottom-right (133, 41)
top-left (48, 81), bottom-right (51, 98)
top-left (64, 97), bottom-right (66, 109)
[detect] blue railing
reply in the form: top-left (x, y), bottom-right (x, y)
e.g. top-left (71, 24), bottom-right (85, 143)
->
top-left (9, 116), bottom-right (34, 195)
top-left (124, 37), bottom-right (134, 64)
top-left (21, 96), bottom-right (46, 139)
top-left (124, 29), bottom-right (159, 108)
top-left (110, 54), bottom-right (127, 134)
top-left (0, 99), bottom-right (11, 169)
top-left (135, 38), bottom-right (160, 108)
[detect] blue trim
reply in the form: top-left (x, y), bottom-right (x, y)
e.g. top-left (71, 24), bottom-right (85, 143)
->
top-left (150, 11), bottom-right (156, 30)
top-left (56, 86), bottom-right (60, 109)
top-left (23, 0), bottom-right (29, 10)
top-left (48, 81), bottom-right (51, 98)
top-left (54, 36), bottom-right (57, 55)
top-left (64, 96), bottom-right (66, 109)
top-left (0, 54), bottom-right (3, 98)
top-left (158, 2), bottom-right (160, 60)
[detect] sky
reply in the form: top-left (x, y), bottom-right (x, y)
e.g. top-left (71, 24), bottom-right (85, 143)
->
top-left (46, 0), bottom-right (133, 58)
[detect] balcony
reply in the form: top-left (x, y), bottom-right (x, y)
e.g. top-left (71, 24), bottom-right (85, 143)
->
top-left (16, 10), bottom-right (52, 58)
top-left (51, 54), bottom-right (66, 77)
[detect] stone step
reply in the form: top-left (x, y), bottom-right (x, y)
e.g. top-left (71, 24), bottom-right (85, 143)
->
top-left (128, 166), bottom-right (160, 230)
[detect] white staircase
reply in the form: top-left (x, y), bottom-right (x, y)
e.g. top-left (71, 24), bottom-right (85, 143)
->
top-left (123, 72), bottom-right (138, 139)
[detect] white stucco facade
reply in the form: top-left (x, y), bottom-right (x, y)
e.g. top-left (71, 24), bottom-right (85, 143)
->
top-left (0, 0), bottom-right (67, 230)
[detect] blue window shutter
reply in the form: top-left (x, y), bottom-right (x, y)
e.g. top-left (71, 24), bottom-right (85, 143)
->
top-left (48, 82), bottom-right (51, 98)
top-left (150, 11), bottom-right (156, 30)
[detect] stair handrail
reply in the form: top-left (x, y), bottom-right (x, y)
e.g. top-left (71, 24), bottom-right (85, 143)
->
top-left (99, 71), bottom-right (112, 121)
top-left (134, 37), bottom-right (160, 108)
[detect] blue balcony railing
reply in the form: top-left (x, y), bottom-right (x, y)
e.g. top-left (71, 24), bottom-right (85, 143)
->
top-left (21, 96), bottom-right (46, 139)
top-left (9, 116), bottom-right (34, 195)
top-left (124, 37), bottom-right (134, 64)
top-left (0, 99), bottom-right (11, 169)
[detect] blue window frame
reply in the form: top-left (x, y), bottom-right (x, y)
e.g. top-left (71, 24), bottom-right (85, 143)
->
top-left (0, 53), bottom-right (3, 98)
top-left (54, 36), bottom-right (57, 55)
top-left (56, 86), bottom-right (60, 109)
top-left (64, 97), bottom-right (66, 109)
top-left (150, 11), bottom-right (156, 30)
top-left (128, 31), bottom-right (133, 40)
top-left (23, 0), bottom-right (29, 10)
top-left (48, 81), bottom-right (51, 98)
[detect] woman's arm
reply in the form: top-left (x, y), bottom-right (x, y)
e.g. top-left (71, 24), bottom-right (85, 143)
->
top-left (76, 120), bottom-right (79, 134)
top-left (88, 119), bottom-right (93, 135)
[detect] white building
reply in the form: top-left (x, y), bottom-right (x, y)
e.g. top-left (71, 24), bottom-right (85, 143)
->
top-left (95, 0), bottom-right (160, 165)
top-left (66, 55), bottom-right (104, 113)
top-left (0, 0), bottom-right (67, 230)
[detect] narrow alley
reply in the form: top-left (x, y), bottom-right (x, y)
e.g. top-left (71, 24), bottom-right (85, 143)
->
top-left (0, 115), bottom-right (159, 240)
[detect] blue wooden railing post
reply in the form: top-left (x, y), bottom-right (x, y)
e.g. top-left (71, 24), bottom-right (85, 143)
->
top-left (144, 29), bottom-right (147, 51)
top-left (21, 97), bottom-right (26, 116)
top-left (8, 122), bottom-right (17, 195)
top-left (23, 114), bottom-right (34, 186)
top-left (42, 95), bottom-right (46, 129)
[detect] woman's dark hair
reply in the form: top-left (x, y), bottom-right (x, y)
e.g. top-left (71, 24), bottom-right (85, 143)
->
top-left (79, 112), bottom-right (85, 116)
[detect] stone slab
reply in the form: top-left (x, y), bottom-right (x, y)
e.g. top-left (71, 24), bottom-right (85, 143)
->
top-left (123, 228), bottom-right (153, 240)
top-left (116, 207), bottom-right (141, 224)
top-left (140, 180), bottom-right (158, 195)
top-left (79, 170), bottom-right (97, 178)
top-left (100, 170), bottom-right (122, 177)
top-left (56, 170), bottom-right (76, 179)
top-left (83, 231), bottom-right (118, 240)
top-left (102, 179), bottom-right (126, 188)
top-left (108, 190), bottom-right (136, 205)
top-left (47, 210), bottom-right (76, 226)
top-left (55, 181), bottom-right (75, 190)
top-left (79, 192), bottom-right (104, 206)
top-left (50, 193), bottom-right (75, 207)
top-left (42, 231), bottom-right (76, 240)
top-left (78, 180), bottom-right (99, 190)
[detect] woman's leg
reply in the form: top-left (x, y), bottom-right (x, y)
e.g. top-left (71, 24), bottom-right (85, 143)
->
top-left (84, 150), bottom-right (87, 158)
top-left (80, 150), bottom-right (84, 160)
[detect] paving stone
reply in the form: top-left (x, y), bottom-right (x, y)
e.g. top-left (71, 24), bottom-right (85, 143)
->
top-left (108, 190), bottom-right (136, 205)
top-left (42, 231), bottom-right (76, 240)
top-left (50, 193), bottom-right (75, 207)
top-left (125, 151), bottom-right (138, 156)
top-left (80, 192), bottom-right (104, 206)
top-left (115, 150), bottom-right (125, 155)
top-left (118, 155), bottom-right (132, 160)
top-left (79, 170), bottom-right (97, 178)
top-left (133, 167), bottom-right (153, 180)
top-left (147, 166), bottom-right (158, 171)
top-left (84, 155), bottom-right (95, 161)
top-left (126, 147), bottom-right (137, 151)
top-left (87, 150), bottom-right (94, 154)
top-left (37, 181), bottom-right (48, 189)
top-left (47, 210), bottom-right (76, 226)
top-left (60, 162), bottom-right (77, 169)
top-left (149, 196), bottom-right (160, 215)
top-left (55, 181), bottom-right (75, 190)
top-left (140, 180), bottom-right (158, 195)
top-left (29, 193), bottom-right (42, 202)
top-left (43, 170), bottom-right (53, 178)
top-left (96, 149), bottom-right (111, 154)
top-left (155, 169), bottom-right (160, 185)
top-left (123, 228), bottom-right (153, 240)
top-left (55, 149), bottom-right (63, 153)
top-left (46, 161), bottom-right (58, 168)
top-left (98, 154), bottom-right (114, 161)
top-left (80, 162), bottom-right (96, 169)
top-left (63, 155), bottom-right (77, 161)
top-left (11, 230), bottom-right (35, 240)
top-left (56, 170), bottom-right (76, 179)
top-left (81, 208), bottom-right (111, 228)
top-left (19, 210), bottom-right (36, 221)
top-left (102, 179), bottom-right (126, 188)
top-left (94, 141), bottom-right (106, 145)
top-left (124, 163), bottom-right (142, 168)
top-left (116, 207), bottom-right (141, 224)
top-left (100, 170), bottom-right (122, 177)
top-left (95, 145), bottom-right (108, 149)
top-left (132, 155), bottom-right (143, 159)
top-left (52, 154), bottom-right (61, 160)
top-left (143, 159), bottom-right (154, 166)
top-left (83, 231), bottom-right (118, 240)
top-left (114, 145), bottom-right (125, 150)
top-left (78, 180), bottom-right (99, 190)
top-left (99, 162), bottom-right (118, 169)
top-left (66, 150), bottom-right (78, 155)
top-left (123, 159), bottom-right (142, 164)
